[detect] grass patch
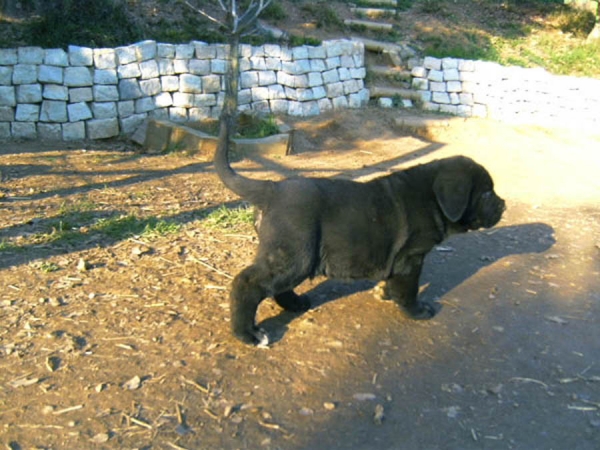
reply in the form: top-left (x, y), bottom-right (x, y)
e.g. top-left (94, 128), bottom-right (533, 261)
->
top-left (201, 205), bottom-right (254, 230)
top-left (93, 215), bottom-right (181, 240)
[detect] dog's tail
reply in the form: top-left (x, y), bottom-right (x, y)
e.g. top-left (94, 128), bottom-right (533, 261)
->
top-left (214, 114), bottom-right (274, 206)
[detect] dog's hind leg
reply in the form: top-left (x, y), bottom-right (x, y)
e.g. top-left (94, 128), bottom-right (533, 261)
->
top-left (230, 261), bottom-right (310, 346)
top-left (274, 290), bottom-right (311, 312)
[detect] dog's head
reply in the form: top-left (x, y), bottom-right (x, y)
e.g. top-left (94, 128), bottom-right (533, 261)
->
top-left (433, 156), bottom-right (505, 234)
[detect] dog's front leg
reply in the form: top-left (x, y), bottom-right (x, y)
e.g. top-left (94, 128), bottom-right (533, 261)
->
top-left (378, 256), bottom-right (436, 320)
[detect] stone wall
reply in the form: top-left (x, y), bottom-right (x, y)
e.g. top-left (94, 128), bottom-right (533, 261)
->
top-left (0, 39), bottom-right (368, 141)
top-left (410, 56), bottom-right (600, 129)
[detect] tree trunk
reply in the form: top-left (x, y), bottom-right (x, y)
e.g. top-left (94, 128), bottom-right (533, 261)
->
top-left (587, 2), bottom-right (600, 42)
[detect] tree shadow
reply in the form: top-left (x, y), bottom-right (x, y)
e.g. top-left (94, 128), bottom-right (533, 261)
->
top-left (258, 222), bottom-right (556, 343)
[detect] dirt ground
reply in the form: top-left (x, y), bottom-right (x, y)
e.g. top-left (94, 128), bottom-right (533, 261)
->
top-left (1, 108), bottom-right (600, 449)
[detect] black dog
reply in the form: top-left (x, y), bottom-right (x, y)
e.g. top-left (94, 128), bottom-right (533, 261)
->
top-left (215, 124), bottom-right (505, 346)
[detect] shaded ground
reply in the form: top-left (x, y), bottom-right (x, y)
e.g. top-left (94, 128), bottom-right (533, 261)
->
top-left (1, 108), bottom-right (600, 449)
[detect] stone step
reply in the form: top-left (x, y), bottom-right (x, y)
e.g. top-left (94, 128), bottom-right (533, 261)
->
top-left (344, 19), bottom-right (394, 32)
top-left (394, 115), bottom-right (464, 140)
top-left (369, 85), bottom-right (421, 101)
top-left (368, 65), bottom-right (412, 81)
top-left (138, 119), bottom-right (293, 156)
top-left (351, 7), bottom-right (396, 18)
top-left (358, 0), bottom-right (398, 6)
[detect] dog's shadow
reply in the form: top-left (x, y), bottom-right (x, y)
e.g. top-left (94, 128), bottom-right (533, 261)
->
top-left (258, 222), bottom-right (555, 343)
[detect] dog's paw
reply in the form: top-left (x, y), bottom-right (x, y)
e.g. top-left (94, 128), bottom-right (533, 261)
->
top-left (233, 326), bottom-right (270, 348)
top-left (403, 302), bottom-right (436, 320)
top-left (373, 282), bottom-right (392, 301)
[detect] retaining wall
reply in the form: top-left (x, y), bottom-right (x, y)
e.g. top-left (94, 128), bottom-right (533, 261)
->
top-left (0, 39), bottom-right (369, 141)
top-left (410, 56), bottom-right (600, 129)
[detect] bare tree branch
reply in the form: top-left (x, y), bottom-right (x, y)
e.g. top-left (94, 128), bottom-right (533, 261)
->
top-left (238, 0), bottom-right (272, 34)
top-left (183, 0), bottom-right (226, 28)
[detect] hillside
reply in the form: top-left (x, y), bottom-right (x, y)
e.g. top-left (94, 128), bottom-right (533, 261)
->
top-left (0, 0), bottom-right (599, 77)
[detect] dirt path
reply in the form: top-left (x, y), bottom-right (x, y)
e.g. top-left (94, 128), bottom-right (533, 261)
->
top-left (1, 109), bottom-right (599, 449)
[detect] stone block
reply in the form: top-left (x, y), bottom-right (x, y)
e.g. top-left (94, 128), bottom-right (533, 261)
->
top-left (194, 43), bottom-right (215, 59)
top-left (447, 81), bottom-right (462, 93)
top-left (432, 92), bottom-right (451, 104)
top-left (161, 76), bottom-right (179, 92)
top-left (69, 45), bottom-right (93, 66)
top-left (38, 123), bottom-right (62, 140)
top-left (325, 57), bottom-right (341, 70)
top-left (412, 78), bottom-right (429, 90)
top-left (423, 56), bottom-right (442, 70)
top-left (94, 69), bottom-right (118, 85)
top-left (154, 92), bottom-right (173, 108)
top-left (310, 59), bottom-right (326, 72)
top-left (0, 67), bottom-right (12, 85)
top-left (116, 45), bottom-right (137, 65)
top-left (173, 92), bottom-right (194, 108)
top-left (332, 95), bottom-right (349, 109)
top-left (322, 69), bottom-right (339, 85)
top-left (64, 67), bottom-right (93, 87)
top-left (442, 58), bottom-right (459, 70)
top-left (444, 69), bottom-right (460, 82)
top-left (119, 79), bottom-right (143, 100)
top-left (326, 82), bottom-right (344, 98)
top-left (189, 59), bottom-right (210, 75)
top-left (241, 71), bottom-right (258, 89)
top-left (68, 102), bottom-right (93, 122)
top-left (135, 97), bottom-right (156, 113)
top-left (0, 48), bottom-right (17, 65)
top-left (180, 74), bottom-right (203, 93)
top-left (258, 71), bottom-right (277, 86)
top-left (157, 43), bottom-right (176, 59)
top-left (135, 40), bottom-right (157, 61)
top-left (92, 102), bottom-right (118, 119)
top-left (87, 118), bottom-right (119, 139)
top-left (44, 49), bottom-right (68, 67)
top-left (12, 122), bottom-right (36, 139)
top-left (0, 86), bottom-right (16, 106)
top-left (17, 84), bottom-right (42, 103)
top-left (118, 63), bottom-right (141, 79)
top-left (18, 47), bottom-right (44, 64)
top-left (194, 93), bottom-right (217, 107)
top-left (15, 104), bottom-right (39, 121)
top-left (169, 107), bottom-right (187, 122)
top-left (173, 59), bottom-right (189, 74)
top-left (121, 113), bottom-right (147, 134)
top-left (202, 75), bottom-right (221, 93)
top-left (265, 57), bottom-right (281, 71)
top-left (0, 106), bottom-right (14, 121)
top-left (140, 78), bottom-right (161, 96)
top-left (118, 100), bottom-right (135, 117)
top-left (140, 60), bottom-right (159, 79)
top-left (175, 44), bottom-right (194, 59)
top-left (94, 85), bottom-right (119, 102)
top-left (308, 72), bottom-right (323, 87)
top-left (63, 121), bottom-right (86, 140)
top-left (39, 65), bottom-right (63, 84)
top-left (0, 122), bottom-right (10, 138)
top-left (12, 65), bottom-right (38, 85)
top-left (94, 48), bottom-right (117, 69)
top-left (40, 100), bottom-right (67, 122)
top-left (211, 59), bottom-right (227, 74)
top-left (158, 59), bottom-right (175, 76)
top-left (70, 87), bottom-right (93, 103)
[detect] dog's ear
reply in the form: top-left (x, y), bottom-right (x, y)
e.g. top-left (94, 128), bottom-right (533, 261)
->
top-left (433, 172), bottom-right (472, 222)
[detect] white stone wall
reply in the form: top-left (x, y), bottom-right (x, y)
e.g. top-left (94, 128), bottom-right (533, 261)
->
top-left (0, 39), bottom-right (369, 140)
top-left (411, 56), bottom-right (600, 129)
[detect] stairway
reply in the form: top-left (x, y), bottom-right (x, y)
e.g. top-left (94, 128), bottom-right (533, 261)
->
top-left (344, 0), bottom-right (423, 109)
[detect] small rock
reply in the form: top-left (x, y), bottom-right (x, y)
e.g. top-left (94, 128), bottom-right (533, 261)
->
top-left (123, 375), bottom-right (141, 390)
top-left (90, 433), bottom-right (109, 444)
top-left (373, 404), bottom-right (385, 425)
top-left (299, 407), bottom-right (314, 416)
top-left (323, 402), bottom-right (336, 410)
top-left (353, 393), bottom-right (376, 401)
top-left (77, 258), bottom-right (89, 271)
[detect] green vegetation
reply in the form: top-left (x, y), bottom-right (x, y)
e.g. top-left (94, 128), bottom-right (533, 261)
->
top-left (27, 0), bottom-right (143, 48)
top-left (201, 205), bottom-right (254, 230)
